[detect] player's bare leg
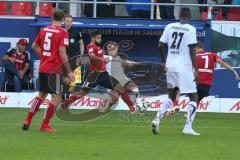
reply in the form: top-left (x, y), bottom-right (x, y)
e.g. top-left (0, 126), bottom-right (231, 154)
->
top-left (22, 92), bottom-right (47, 130)
top-left (57, 88), bottom-right (90, 111)
top-left (113, 83), bottom-right (138, 113)
top-left (183, 93), bottom-right (200, 136)
top-left (125, 82), bottom-right (150, 113)
top-left (125, 82), bottom-right (139, 101)
top-left (98, 90), bottom-right (119, 113)
top-left (39, 94), bottom-right (62, 132)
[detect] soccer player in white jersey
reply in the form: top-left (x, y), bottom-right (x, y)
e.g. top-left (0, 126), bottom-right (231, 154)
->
top-left (154, 7), bottom-right (200, 136)
top-left (101, 42), bottom-right (148, 113)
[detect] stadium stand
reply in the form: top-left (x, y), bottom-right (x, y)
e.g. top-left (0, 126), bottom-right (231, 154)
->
top-left (11, 2), bottom-right (32, 16)
top-left (0, 2), bottom-right (8, 15)
top-left (227, 8), bottom-right (240, 20)
top-left (39, 2), bottom-right (54, 17)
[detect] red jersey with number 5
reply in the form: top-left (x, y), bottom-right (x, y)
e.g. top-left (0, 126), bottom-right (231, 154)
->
top-left (196, 50), bottom-right (220, 86)
top-left (87, 43), bottom-right (106, 72)
top-left (34, 25), bottom-right (69, 74)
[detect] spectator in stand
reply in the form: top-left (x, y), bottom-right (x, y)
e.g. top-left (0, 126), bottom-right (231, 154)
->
top-left (1, 39), bottom-right (30, 92)
top-left (125, 0), bottom-right (151, 18)
top-left (155, 0), bottom-right (175, 19)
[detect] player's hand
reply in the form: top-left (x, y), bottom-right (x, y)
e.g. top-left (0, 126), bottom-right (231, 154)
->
top-left (233, 71), bottom-right (240, 80)
top-left (103, 57), bottom-right (110, 63)
top-left (194, 72), bottom-right (199, 82)
top-left (161, 63), bottom-right (167, 73)
top-left (68, 72), bottom-right (75, 83)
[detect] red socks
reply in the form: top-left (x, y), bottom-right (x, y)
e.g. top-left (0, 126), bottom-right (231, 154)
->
top-left (25, 97), bottom-right (43, 124)
top-left (121, 91), bottom-right (135, 112)
top-left (62, 95), bottom-right (79, 108)
top-left (41, 102), bottom-right (55, 127)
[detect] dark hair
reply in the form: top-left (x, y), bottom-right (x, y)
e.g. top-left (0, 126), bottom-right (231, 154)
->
top-left (64, 14), bottom-right (73, 20)
top-left (169, 87), bottom-right (180, 101)
top-left (90, 30), bottom-right (101, 38)
top-left (179, 7), bottom-right (191, 20)
top-left (196, 41), bottom-right (204, 49)
top-left (53, 9), bottom-right (65, 21)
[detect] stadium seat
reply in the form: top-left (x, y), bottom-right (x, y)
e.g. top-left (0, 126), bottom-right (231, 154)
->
top-left (11, 2), bottom-right (32, 16)
top-left (0, 2), bottom-right (8, 15)
top-left (39, 2), bottom-right (53, 17)
top-left (227, 8), bottom-right (240, 21)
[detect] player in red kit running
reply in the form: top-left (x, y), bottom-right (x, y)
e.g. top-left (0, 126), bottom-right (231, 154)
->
top-left (57, 30), bottom-right (139, 114)
top-left (22, 9), bottom-right (75, 132)
top-left (196, 41), bottom-right (240, 101)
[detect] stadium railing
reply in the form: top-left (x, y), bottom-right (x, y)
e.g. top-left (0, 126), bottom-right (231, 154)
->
top-left (0, 0), bottom-right (240, 20)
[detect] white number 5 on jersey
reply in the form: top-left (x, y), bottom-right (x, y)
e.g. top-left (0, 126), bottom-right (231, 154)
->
top-left (44, 32), bottom-right (53, 51)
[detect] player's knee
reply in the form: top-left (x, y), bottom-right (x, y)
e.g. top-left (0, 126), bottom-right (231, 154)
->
top-left (114, 84), bottom-right (125, 94)
top-left (38, 92), bottom-right (47, 100)
top-left (189, 93), bottom-right (198, 102)
top-left (131, 87), bottom-right (139, 94)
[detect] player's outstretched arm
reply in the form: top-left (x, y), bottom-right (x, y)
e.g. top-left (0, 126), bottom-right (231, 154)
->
top-left (159, 42), bottom-right (166, 63)
top-left (216, 58), bottom-right (240, 80)
top-left (32, 42), bottom-right (41, 56)
top-left (89, 53), bottom-right (109, 63)
top-left (121, 58), bottom-right (139, 68)
top-left (79, 39), bottom-right (84, 56)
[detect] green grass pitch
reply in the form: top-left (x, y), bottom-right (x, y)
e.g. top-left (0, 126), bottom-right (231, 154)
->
top-left (0, 108), bottom-right (239, 160)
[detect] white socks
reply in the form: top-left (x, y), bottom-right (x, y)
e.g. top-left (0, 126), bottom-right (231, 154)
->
top-left (154, 98), bottom-right (172, 125)
top-left (184, 101), bottom-right (197, 130)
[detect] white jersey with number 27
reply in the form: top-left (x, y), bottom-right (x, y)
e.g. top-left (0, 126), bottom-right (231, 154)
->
top-left (160, 22), bottom-right (197, 73)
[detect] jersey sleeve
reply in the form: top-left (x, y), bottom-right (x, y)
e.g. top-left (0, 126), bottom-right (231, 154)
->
top-left (5, 48), bottom-right (14, 56)
top-left (159, 25), bottom-right (169, 43)
top-left (87, 45), bottom-right (95, 55)
top-left (213, 52), bottom-right (221, 61)
top-left (76, 31), bottom-right (83, 41)
top-left (59, 30), bottom-right (69, 48)
top-left (24, 51), bottom-right (31, 63)
top-left (187, 27), bottom-right (197, 45)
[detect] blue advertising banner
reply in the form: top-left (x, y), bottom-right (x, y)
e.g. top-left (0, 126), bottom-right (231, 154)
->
top-left (0, 17), bottom-right (238, 97)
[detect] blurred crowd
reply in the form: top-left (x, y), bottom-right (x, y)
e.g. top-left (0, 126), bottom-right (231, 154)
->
top-left (0, 0), bottom-right (240, 20)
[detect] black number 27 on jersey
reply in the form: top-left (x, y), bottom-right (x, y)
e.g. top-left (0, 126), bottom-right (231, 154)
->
top-left (170, 32), bottom-right (184, 50)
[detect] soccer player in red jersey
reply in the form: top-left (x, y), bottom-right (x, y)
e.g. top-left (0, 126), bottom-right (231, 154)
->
top-left (22, 9), bottom-right (75, 132)
top-left (58, 30), bottom-right (139, 113)
top-left (196, 41), bottom-right (240, 101)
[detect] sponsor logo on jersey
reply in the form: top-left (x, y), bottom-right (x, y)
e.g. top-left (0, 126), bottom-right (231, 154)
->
top-left (64, 38), bottom-right (69, 45)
